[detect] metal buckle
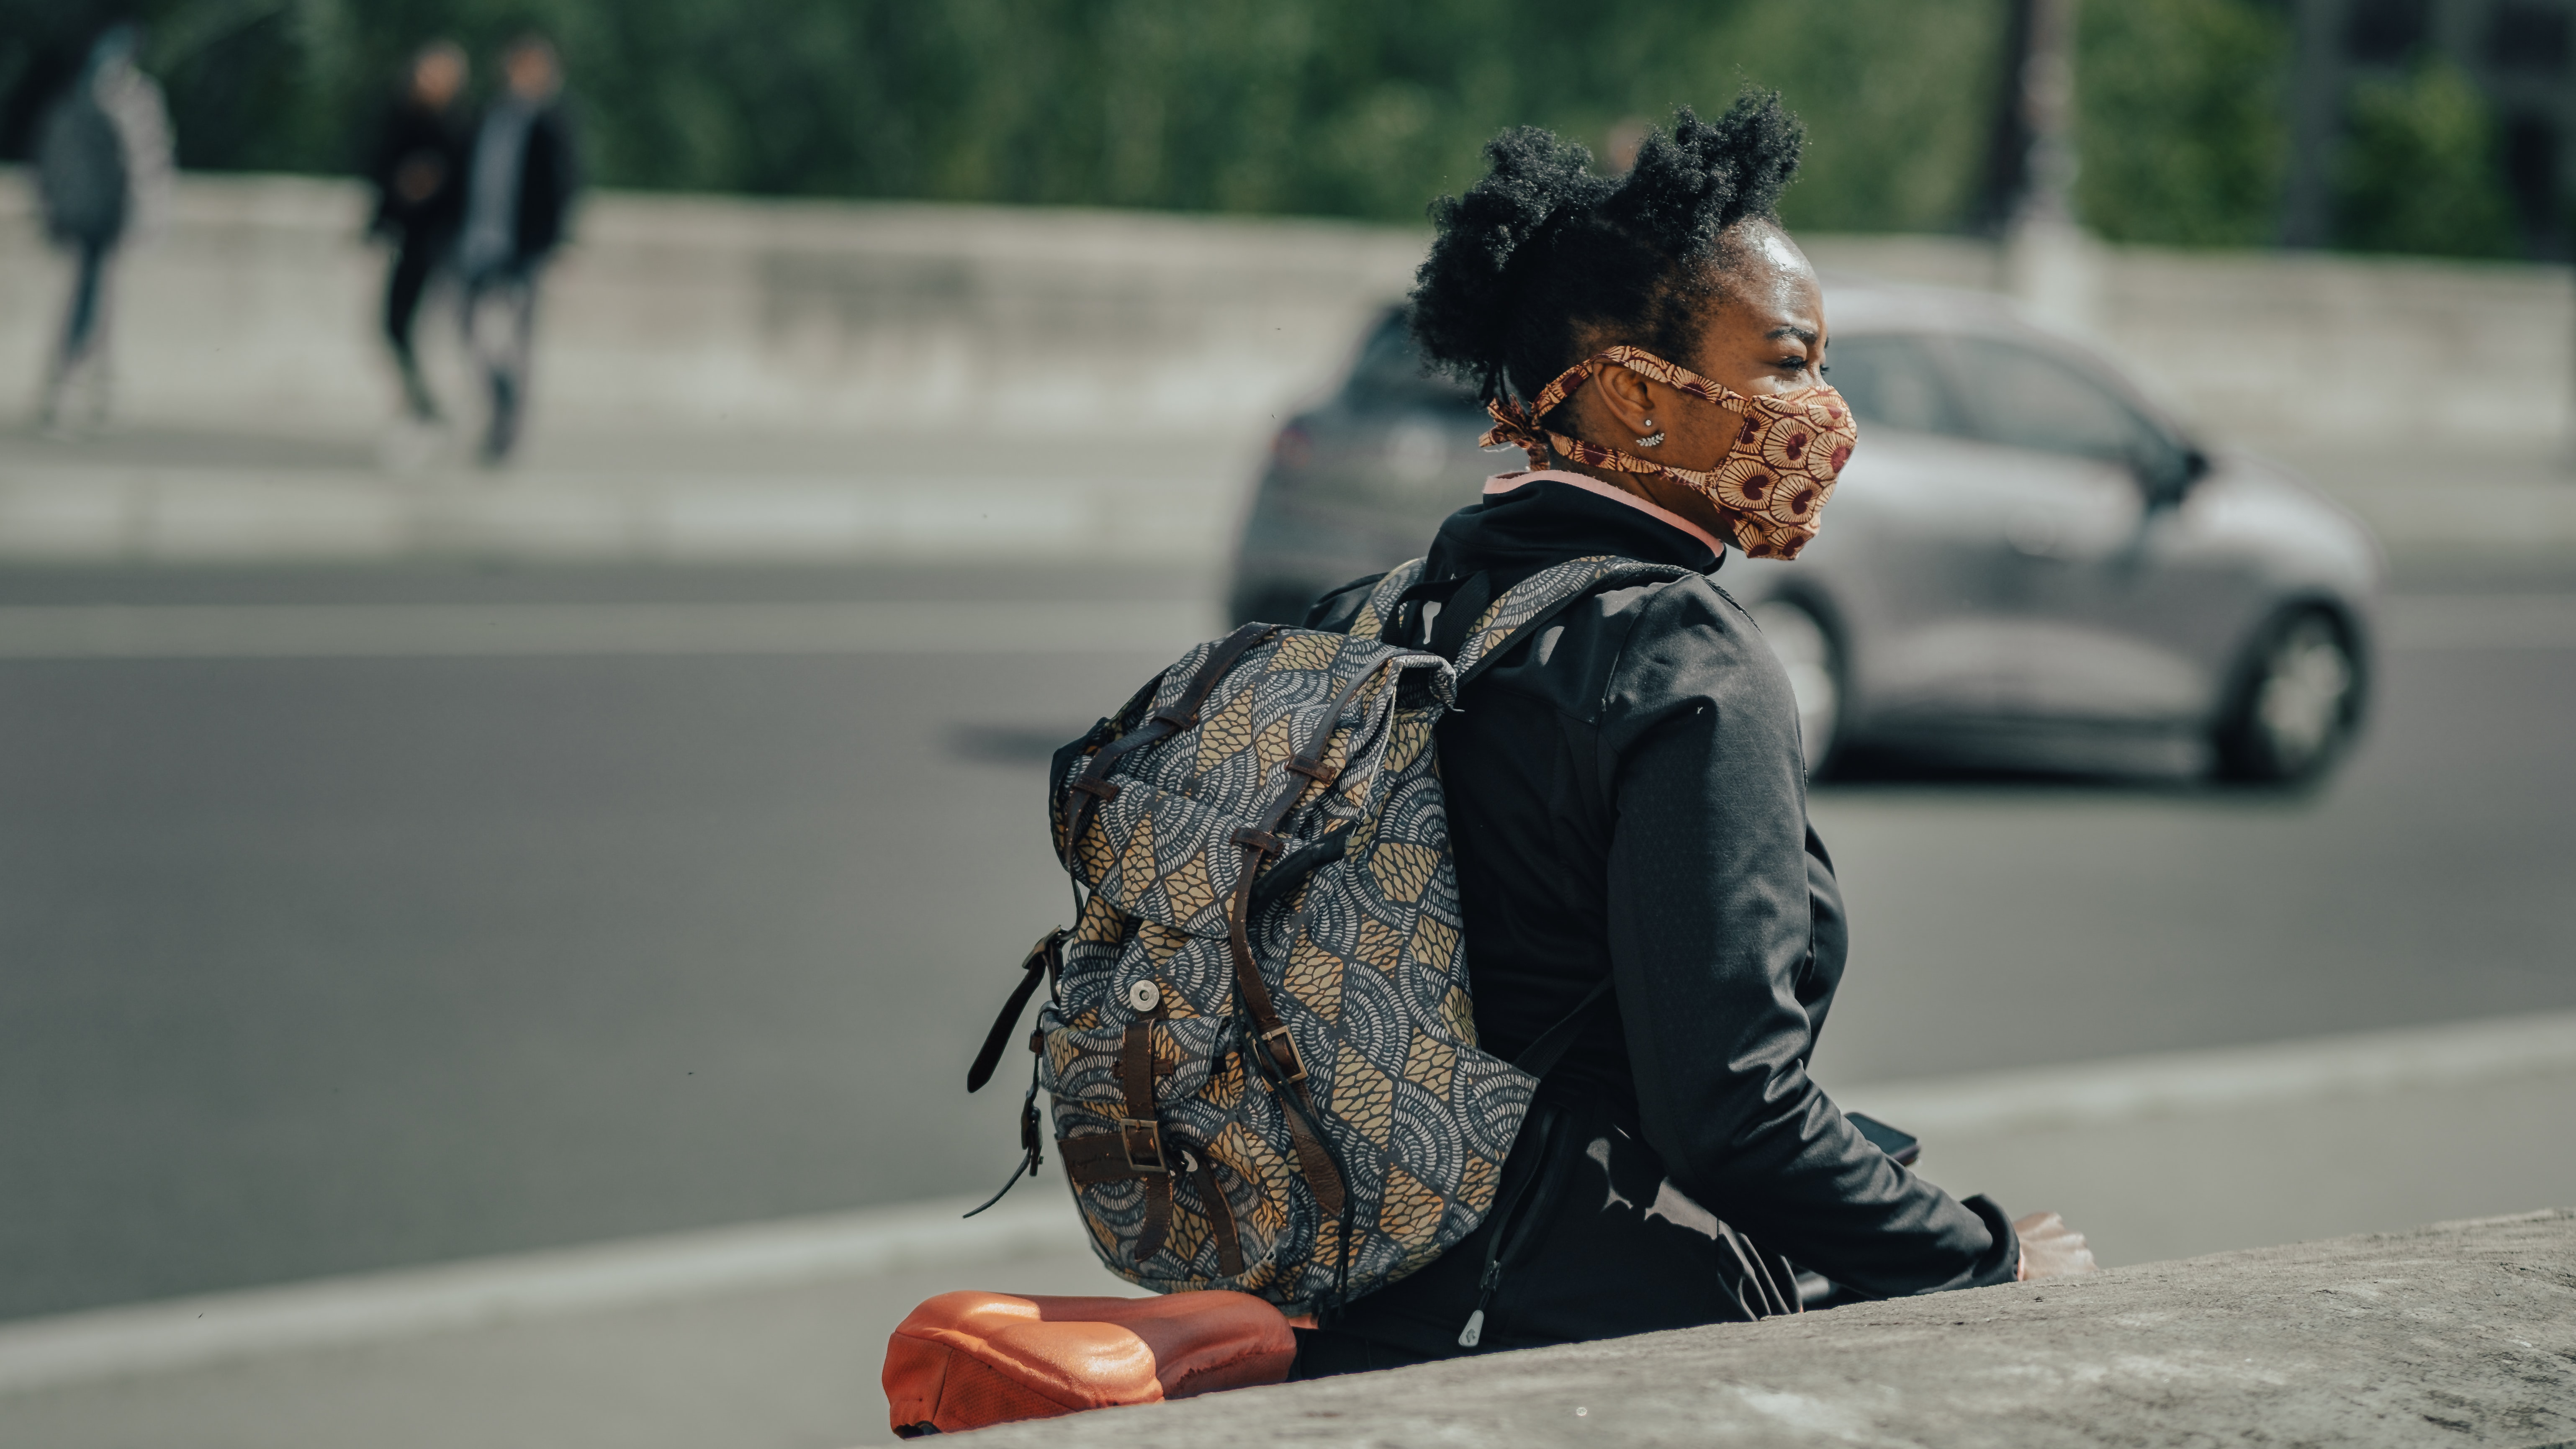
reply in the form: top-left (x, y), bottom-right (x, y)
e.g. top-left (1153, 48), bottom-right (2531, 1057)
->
top-left (1117, 1117), bottom-right (1170, 1174)
top-left (1259, 1025), bottom-right (1308, 1084)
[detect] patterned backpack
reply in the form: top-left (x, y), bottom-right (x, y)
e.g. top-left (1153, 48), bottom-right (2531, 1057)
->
top-left (967, 555), bottom-right (1691, 1312)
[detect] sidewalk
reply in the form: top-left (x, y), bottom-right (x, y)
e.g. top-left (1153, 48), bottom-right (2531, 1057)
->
top-left (0, 424), bottom-right (1260, 565)
top-left (3, 1009), bottom-right (2569, 1449)
top-left (6, 423), bottom-right (2573, 570)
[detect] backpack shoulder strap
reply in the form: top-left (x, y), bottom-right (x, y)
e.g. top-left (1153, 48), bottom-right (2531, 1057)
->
top-left (1448, 555), bottom-right (1698, 685)
top-left (1339, 559), bottom-right (1425, 642)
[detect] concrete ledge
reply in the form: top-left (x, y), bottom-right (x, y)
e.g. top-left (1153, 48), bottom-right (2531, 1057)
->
top-left (992, 1210), bottom-right (2576, 1448)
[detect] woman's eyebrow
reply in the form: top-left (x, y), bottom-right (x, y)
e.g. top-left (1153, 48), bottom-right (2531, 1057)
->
top-left (1765, 324), bottom-right (1820, 346)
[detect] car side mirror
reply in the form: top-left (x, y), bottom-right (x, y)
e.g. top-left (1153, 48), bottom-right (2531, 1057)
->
top-left (2131, 441), bottom-right (2206, 510)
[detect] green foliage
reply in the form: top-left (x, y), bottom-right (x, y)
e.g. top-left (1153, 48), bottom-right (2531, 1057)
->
top-left (2331, 57), bottom-right (2519, 258)
top-left (13, 0), bottom-right (2519, 261)
top-left (2075, 0), bottom-right (2291, 247)
top-left (4, 0), bottom-right (2016, 233)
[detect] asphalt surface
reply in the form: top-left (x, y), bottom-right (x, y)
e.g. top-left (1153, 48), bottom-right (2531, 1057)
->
top-left (3, 559), bottom-right (2572, 1322)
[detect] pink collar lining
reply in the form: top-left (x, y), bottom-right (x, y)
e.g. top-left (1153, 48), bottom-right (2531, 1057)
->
top-left (1483, 469), bottom-right (1728, 558)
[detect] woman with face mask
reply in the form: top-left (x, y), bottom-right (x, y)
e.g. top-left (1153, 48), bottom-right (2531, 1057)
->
top-left (1293, 94), bottom-right (2092, 1376)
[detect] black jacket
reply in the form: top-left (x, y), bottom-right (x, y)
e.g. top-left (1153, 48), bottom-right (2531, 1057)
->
top-left (506, 105), bottom-right (578, 262)
top-left (367, 96), bottom-right (470, 241)
top-left (1305, 476), bottom-right (2016, 1352)
top-left (36, 87), bottom-right (126, 247)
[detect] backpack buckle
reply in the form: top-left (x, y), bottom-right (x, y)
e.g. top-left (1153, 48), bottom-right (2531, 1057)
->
top-left (1258, 1025), bottom-right (1308, 1084)
top-left (1116, 1117), bottom-right (1170, 1174)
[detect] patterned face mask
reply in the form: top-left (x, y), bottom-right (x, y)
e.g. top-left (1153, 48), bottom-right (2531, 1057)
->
top-left (1481, 344), bottom-right (1859, 559)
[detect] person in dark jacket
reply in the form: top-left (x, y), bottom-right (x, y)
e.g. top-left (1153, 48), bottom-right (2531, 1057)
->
top-left (1291, 96), bottom-right (2093, 1376)
top-left (455, 33), bottom-right (579, 463)
top-left (33, 23), bottom-right (172, 433)
top-left (368, 40), bottom-right (471, 422)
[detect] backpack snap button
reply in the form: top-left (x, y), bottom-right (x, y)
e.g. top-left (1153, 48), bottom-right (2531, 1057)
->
top-left (1126, 979), bottom-right (1162, 1012)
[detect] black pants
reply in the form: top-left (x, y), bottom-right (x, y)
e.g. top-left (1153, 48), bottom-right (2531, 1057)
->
top-left (1291, 1092), bottom-right (1799, 1378)
top-left (56, 238), bottom-right (111, 371)
top-left (384, 233), bottom-right (450, 419)
top-left (384, 233), bottom-right (448, 363)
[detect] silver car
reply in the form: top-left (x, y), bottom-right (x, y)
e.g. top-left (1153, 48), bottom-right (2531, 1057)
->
top-left (1227, 285), bottom-right (2380, 785)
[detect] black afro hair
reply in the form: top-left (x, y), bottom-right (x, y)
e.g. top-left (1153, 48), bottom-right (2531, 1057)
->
top-left (1407, 92), bottom-right (1805, 408)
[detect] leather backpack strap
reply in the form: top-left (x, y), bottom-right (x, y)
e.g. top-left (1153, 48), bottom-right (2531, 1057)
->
top-left (1058, 623), bottom-right (1281, 873)
top-left (1194, 1153), bottom-right (1246, 1277)
top-left (1114, 1010), bottom-right (1174, 1261)
top-left (1221, 839), bottom-right (1348, 1226)
top-left (967, 929), bottom-right (1063, 1092)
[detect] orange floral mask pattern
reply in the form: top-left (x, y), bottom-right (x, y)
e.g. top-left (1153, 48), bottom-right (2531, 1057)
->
top-left (1480, 344), bottom-right (1859, 559)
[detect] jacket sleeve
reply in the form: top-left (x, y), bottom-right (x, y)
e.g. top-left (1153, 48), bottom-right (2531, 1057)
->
top-left (1600, 582), bottom-right (2018, 1297)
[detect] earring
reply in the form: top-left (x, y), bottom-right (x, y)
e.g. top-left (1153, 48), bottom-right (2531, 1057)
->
top-left (1633, 423), bottom-right (1664, 448)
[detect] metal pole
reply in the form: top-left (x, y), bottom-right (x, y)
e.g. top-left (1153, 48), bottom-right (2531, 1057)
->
top-left (2006, 0), bottom-right (2095, 331)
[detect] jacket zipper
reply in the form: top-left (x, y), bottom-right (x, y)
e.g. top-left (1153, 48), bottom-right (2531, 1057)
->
top-left (1458, 1105), bottom-right (1561, 1347)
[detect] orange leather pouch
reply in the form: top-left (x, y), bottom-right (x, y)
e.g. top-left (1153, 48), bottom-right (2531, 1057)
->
top-left (884, 1290), bottom-right (1296, 1436)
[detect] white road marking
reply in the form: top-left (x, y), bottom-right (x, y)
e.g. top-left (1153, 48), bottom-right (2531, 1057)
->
top-left (2382, 593), bottom-right (2576, 651)
top-left (1837, 1009), bottom-right (2576, 1138)
top-left (0, 1194), bottom-right (1080, 1396)
top-left (0, 600), bottom-right (1213, 659)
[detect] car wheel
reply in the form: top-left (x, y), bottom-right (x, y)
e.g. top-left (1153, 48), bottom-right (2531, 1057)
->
top-left (1752, 599), bottom-right (1843, 777)
top-left (2213, 608), bottom-right (2362, 785)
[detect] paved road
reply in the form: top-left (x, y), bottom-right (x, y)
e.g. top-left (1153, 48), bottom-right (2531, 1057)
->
top-left (2, 561), bottom-right (2570, 1321)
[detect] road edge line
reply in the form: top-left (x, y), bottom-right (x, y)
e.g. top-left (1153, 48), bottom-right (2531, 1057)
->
top-left (0, 1195), bottom-right (1079, 1397)
top-left (1838, 1009), bottom-right (2576, 1137)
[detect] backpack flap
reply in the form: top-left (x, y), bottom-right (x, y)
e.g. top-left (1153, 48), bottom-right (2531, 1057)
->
top-left (1060, 631), bottom-right (1453, 943)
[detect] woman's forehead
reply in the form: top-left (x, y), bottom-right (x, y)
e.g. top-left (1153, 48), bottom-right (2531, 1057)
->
top-left (1746, 225), bottom-right (1809, 277)
top-left (1714, 267), bottom-right (1823, 341)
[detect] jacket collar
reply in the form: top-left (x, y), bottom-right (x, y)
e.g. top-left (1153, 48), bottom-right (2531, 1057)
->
top-left (1424, 470), bottom-right (1725, 588)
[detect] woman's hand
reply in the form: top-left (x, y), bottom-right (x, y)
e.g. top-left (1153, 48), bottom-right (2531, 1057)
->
top-left (2013, 1211), bottom-right (2098, 1280)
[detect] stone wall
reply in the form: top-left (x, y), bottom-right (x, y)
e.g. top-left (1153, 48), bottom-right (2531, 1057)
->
top-left (2, 171), bottom-right (2569, 453)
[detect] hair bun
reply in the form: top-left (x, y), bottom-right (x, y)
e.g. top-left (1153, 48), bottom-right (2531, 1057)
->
top-left (1409, 128), bottom-right (1612, 402)
top-left (1409, 91), bottom-right (1804, 408)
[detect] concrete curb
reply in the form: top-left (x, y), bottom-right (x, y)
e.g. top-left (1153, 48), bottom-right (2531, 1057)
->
top-left (1000, 1210), bottom-right (2576, 1448)
top-left (0, 465), bottom-right (1231, 565)
top-left (0, 598), bottom-right (1219, 659)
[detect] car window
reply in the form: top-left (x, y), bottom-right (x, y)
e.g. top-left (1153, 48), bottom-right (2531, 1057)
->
top-left (1343, 312), bottom-right (1477, 411)
top-left (1945, 337), bottom-right (2164, 465)
top-left (1822, 333), bottom-right (1969, 437)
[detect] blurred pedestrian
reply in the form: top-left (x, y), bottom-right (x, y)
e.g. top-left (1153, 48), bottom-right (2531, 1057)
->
top-left (456, 34), bottom-right (579, 464)
top-left (368, 40), bottom-right (471, 423)
top-left (32, 23), bottom-right (173, 434)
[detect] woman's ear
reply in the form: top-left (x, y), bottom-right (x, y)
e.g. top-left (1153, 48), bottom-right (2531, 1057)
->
top-left (1589, 364), bottom-right (1658, 438)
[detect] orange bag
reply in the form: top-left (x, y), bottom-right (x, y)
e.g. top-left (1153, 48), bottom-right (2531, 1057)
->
top-left (884, 1290), bottom-right (1296, 1436)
